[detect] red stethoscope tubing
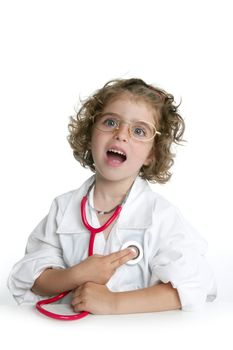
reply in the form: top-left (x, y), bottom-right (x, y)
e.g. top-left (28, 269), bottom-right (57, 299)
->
top-left (36, 194), bottom-right (122, 320)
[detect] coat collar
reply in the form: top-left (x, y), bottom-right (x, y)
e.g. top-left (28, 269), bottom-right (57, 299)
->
top-left (56, 175), bottom-right (154, 234)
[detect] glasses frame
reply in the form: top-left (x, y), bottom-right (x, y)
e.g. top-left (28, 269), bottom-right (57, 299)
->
top-left (93, 114), bottom-right (161, 142)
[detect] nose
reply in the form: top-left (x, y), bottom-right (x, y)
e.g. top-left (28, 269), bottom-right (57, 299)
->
top-left (113, 123), bottom-right (130, 142)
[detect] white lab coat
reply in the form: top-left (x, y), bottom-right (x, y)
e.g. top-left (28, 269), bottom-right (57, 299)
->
top-left (8, 175), bottom-right (217, 311)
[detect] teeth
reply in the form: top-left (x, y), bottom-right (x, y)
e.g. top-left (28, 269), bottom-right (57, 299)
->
top-left (108, 148), bottom-right (126, 157)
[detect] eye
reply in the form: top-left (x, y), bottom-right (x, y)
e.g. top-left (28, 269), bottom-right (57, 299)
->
top-left (103, 118), bottom-right (118, 128)
top-left (133, 126), bottom-right (147, 138)
top-left (132, 121), bottom-right (154, 139)
top-left (134, 128), bottom-right (145, 136)
top-left (104, 118), bottom-right (116, 127)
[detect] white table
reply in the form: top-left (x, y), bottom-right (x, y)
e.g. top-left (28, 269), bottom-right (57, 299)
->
top-left (0, 301), bottom-right (232, 350)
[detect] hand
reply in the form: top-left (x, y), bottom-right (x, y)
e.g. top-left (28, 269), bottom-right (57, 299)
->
top-left (73, 248), bottom-right (136, 285)
top-left (71, 282), bottom-right (117, 314)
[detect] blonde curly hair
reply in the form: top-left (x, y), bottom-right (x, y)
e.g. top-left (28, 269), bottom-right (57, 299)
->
top-left (67, 78), bottom-right (185, 184)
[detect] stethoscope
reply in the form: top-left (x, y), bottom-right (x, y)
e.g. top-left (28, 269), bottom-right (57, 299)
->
top-left (36, 181), bottom-right (143, 320)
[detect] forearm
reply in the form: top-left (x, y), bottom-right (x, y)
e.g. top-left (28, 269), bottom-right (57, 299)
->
top-left (32, 250), bottom-right (135, 297)
top-left (32, 265), bottom-right (85, 296)
top-left (114, 282), bottom-right (181, 314)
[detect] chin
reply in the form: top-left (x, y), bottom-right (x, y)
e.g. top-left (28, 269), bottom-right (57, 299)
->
top-left (96, 169), bottom-right (139, 184)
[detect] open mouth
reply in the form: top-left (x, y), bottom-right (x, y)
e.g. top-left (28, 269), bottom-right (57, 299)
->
top-left (106, 148), bottom-right (127, 163)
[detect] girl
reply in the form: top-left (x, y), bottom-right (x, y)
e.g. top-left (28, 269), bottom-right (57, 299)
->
top-left (8, 78), bottom-right (216, 314)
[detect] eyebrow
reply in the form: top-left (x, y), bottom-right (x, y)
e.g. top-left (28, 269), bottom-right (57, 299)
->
top-left (101, 112), bottom-right (154, 124)
top-left (101, 112), bottom-right (122, 118)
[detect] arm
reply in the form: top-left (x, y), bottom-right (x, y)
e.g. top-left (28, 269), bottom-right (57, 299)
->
top-left (32, 267), bottom-right (78, 296)
top-left (32, 249), bottom-right (136, 296)
top-left (71, 282), bottom-right (181, 314)
top-left (115, 282), bottom-right (181, 313)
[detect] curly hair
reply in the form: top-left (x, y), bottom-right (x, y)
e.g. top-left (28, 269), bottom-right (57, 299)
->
top-left (67, 78), bottom-right (185, 184)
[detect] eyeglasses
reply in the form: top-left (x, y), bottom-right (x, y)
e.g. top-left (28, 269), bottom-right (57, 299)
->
top-left (93, 114), bottom-right (161, 142)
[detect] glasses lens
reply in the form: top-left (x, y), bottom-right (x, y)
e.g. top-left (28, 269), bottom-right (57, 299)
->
top-left (94, 115), bottom-right (156, 141)
top-left (131, 121), bottom-right (155, 141)
top-left (95, 115), bottom-right (118, 132)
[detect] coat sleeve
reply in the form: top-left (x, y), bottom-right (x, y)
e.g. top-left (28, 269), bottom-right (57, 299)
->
top-left (149, 205), bottom-right (217, 311)
top-left (7, 198), bottom-right (67, 304)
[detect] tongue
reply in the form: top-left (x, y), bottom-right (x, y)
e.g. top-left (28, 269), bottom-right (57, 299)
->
top-left (107, 152), bottom-right (125, 164)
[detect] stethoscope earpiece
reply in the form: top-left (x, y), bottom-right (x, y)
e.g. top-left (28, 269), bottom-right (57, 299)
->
top-left (121, 241), bottom-right (143, 265)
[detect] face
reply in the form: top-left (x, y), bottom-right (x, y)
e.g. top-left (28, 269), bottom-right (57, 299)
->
top-left (90, 95), bottom-right (158, 184)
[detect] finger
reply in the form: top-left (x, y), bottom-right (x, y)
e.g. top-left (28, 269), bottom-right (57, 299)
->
top-left (111, 249), bottom-right (137, 268)
top-left (72, 285), bottom-right (83, 298)
top-left (73, 301), bottom-right (86, 313)
top-left (71, 295), bottom-right (82, 307)
top-left (107, 248), bottom-right (135, 264)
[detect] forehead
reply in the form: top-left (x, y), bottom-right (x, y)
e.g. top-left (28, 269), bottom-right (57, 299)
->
top-left (102, 94), bottom-right (158, 124)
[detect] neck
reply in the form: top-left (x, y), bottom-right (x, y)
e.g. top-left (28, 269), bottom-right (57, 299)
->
top-left (93, 175), bottom-right (136, 206)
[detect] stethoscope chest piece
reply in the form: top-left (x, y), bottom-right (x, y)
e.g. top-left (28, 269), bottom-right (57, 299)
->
top-left (121, 241), bottom-right (143, 265)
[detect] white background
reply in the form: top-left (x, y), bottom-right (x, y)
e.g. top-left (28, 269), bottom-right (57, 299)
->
top-left (0, 0), bottom-right (232, 346)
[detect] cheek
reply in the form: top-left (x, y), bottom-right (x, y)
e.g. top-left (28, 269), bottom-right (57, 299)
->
top-left (90, 130), bottom-right (100, 149)
top-left (90, 130), bottom-right (109, 157)
top-left (128, 145), bottom-right (152, 167)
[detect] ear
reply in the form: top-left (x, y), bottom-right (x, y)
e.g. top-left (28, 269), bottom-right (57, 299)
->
top-left (143, 158), bottom-right (152, 167)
